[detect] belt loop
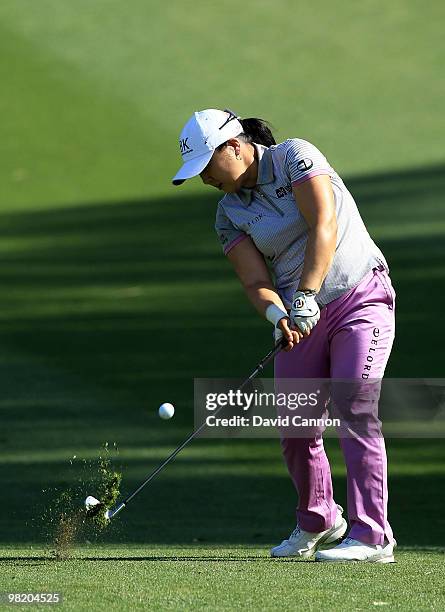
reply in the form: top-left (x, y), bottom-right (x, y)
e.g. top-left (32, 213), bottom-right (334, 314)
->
top-left (373, 263), bottom-right (385, 273)
top-left (375, 267), bottom-right (394, 310)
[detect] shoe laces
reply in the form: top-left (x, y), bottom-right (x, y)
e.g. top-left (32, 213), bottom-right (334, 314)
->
top-left (289, 526), bottom-right (301, 540)
top-left (342, 537), bottom-right (377, 549)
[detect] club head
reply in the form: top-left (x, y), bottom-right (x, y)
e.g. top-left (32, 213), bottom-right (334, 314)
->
top-left (85, 495), bottom-right (101, 510)
top-left (105, 502), bottom-right (126, 521)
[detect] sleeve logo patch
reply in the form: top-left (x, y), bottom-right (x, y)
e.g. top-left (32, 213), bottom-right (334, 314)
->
top-left (296, 158), bottom-right (313, 172)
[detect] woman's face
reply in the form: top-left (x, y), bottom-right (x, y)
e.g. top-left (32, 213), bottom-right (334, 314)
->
top-left (200, 139), bottom-right (256, 193)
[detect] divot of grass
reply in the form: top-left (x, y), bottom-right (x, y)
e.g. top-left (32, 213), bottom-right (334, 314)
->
top-left (89, 454), bottom-right (122, 530)
top-left (40, 445), bottom-right (122, 559)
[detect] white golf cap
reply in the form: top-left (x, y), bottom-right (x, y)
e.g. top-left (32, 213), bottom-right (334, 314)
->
top-left (172, 109), bottom-right (243, 185)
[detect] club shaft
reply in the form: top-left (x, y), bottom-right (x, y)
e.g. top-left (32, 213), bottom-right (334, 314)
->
top-left (117, 338), bottom-right (286, 509)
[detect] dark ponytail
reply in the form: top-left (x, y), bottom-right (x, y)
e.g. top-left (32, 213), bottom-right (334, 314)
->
top-left (239, 117), bottom-right (276, 147)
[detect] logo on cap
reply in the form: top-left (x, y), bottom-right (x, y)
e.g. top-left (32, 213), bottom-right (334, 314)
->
top-left (179, 138), bottom-right (193, 155)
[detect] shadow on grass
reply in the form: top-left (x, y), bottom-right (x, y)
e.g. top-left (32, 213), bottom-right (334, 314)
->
top-left (0, 164), bottom-right (444, 547)
top-left (1, 441), bottom-right (444, 547)
top-left (0, 163), bottom-right (444, 386)
top-left (1, 549), bottom-right (443, 565)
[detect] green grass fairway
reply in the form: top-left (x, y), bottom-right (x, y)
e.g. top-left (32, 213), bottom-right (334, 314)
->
top-left (1, 0), bottom-right (444, 610)
top-left (1, 1), bottom-right (444, 209)
top-left (0, 438), bottom-right (444, 610)
top-left (1, 546), bottom-right (444, 611)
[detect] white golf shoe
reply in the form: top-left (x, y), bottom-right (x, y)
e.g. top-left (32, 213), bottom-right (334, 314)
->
top-left (315, 537), bottom-right (396, 563)
top-left (270, 504), bottom-right (347, 559)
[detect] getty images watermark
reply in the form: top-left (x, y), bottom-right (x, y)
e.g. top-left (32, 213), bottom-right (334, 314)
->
top-left (204, 387), bottom-right (340, 430)
top-left (194, 378), bottom-right (445, 438)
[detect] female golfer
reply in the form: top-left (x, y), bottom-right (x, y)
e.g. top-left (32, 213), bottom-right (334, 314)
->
top-left (172, 109), bottom-right (396, 563)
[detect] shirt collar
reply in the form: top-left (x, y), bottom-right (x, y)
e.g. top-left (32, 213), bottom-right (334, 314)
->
top-left (237, 143), bottom-right (275, 206)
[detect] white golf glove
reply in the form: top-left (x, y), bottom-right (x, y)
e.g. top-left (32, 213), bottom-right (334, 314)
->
top-left (290, 290), bottom-right (320, 334)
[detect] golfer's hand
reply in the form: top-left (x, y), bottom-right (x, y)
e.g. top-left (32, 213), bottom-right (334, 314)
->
top-left (289, 291), bottom-right (320, 336)
top-left (276, 317), bottom-right (304, 352)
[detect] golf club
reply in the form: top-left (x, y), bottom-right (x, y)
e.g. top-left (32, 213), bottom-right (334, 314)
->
top-left (85, 336), bottom-right (287, 521)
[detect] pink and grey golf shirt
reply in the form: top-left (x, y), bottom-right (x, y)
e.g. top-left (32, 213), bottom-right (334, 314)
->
top-left (215, 139), bottom-right (388, 308)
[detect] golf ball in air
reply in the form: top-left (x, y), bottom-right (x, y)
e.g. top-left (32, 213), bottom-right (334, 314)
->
top-left (159, 402), bottom-right (175, 419)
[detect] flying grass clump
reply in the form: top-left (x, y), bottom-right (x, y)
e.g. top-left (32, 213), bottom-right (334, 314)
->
top-left (89, 455), bottom-right (122, 529)
top-left (41, 444), bottom-right (121, 558)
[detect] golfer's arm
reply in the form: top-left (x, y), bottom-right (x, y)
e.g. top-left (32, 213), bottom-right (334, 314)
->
top-left (226, 237), bottom-right (286, 316)
top-left (292, 175), bottom-right (337, 292)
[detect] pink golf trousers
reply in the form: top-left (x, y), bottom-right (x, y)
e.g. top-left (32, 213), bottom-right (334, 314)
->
top-left (274, 264), bottom-right (396, 545)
